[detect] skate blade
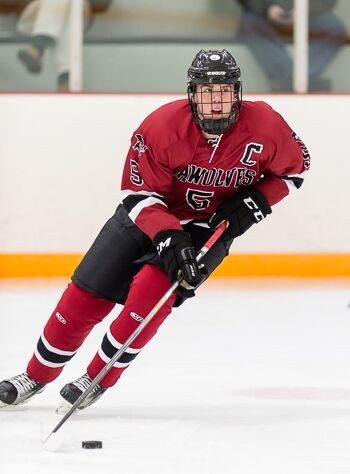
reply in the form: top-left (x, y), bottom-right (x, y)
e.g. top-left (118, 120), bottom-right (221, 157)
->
top-left (55, 398), bottom-right (81, 415)
top-left (0, 400), bottom-right (29, 411)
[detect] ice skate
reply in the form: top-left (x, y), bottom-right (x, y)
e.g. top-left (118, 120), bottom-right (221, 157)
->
top-left (57, 373), bottom-right (107, 414)
top-left (0, 373), bottom-right (45, 408)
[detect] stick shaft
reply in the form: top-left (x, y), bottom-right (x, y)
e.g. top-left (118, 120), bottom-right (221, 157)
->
top-left (45, 221), bottom-right (227, 439)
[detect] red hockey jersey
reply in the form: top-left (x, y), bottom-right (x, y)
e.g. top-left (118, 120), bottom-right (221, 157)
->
top-left (121, 99), bottom-right (310, 240)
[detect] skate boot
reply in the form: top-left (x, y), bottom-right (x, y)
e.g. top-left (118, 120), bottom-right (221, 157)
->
top-left (0, 373), bottom-right (45, 407)
top-left (57, 373), bottom-right (107, 414)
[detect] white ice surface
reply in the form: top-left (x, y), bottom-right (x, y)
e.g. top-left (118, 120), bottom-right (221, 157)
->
top-left (0, 278), bottom-right (350, 474)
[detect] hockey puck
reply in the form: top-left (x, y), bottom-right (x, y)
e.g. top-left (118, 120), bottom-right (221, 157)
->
top-left (82, 441), bottom-right (103, 449)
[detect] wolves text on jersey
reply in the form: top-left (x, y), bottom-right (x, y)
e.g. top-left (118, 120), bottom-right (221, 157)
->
top-left (175, 164), bottom-right (257, 188)
top-left (292, 131), bottom-right (310, 170)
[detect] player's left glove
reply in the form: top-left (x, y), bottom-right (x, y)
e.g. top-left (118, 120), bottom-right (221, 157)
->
top-left (209, 186), bottom-right (271, 239)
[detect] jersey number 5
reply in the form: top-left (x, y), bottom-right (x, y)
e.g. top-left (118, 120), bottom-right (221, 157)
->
top-left (186, 189), bottom-right (214, 210)
top-left (130, 159), bottom-right (144, 186)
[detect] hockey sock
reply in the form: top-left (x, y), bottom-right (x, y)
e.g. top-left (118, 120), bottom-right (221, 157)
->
top-left (27, 282), bottom-right (115, 383)
top-left (87, 264), bottom-right (176, 387)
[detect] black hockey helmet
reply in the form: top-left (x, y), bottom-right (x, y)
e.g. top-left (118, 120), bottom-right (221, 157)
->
top-left (187, 49), bottom-right (242, 135)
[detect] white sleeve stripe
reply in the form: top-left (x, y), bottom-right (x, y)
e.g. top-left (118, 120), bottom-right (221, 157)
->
top-left (281, 173), bottom-right (304, 192)
top-left (283, 173), bottom-right (304, 178)
top-left (282, 178), bottom-right (296, 193)
top-left (180, 219), bottom-right (193, 225)
top-left (128, 196), bottom-right (167, 222)
top-left (192, 222), bottom-right (211, 228)
top-left (121, 189), bottom-right (164, 199)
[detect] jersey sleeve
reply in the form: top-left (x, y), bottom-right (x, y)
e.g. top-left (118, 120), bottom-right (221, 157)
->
top-left (256, 112), bottom-right (310, 206)
top-left (120, 128), bottom-right (182, 240)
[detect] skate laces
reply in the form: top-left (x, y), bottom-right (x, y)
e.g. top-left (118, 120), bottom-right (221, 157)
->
top-left (73, 374), bottom-right (100, 395)
top-left (9, 373), bottom-right (37, 397)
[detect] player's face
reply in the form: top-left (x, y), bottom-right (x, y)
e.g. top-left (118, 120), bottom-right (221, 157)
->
top-left (194, 83), bottom-right (235, 121)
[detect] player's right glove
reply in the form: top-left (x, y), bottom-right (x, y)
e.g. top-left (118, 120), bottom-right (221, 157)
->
top-left (210, 186), bottom-right (272, 239)
top-left (153, 229), bottom-right (204, 298)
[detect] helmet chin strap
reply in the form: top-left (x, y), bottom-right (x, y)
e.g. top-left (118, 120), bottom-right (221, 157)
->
top-left (199, 117), bottom-right (233, 135)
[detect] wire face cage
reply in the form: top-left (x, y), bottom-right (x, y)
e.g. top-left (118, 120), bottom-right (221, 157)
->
top-left (187, 49), bottom-right (242, 134)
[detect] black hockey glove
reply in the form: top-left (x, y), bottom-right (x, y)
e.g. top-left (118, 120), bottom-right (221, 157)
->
top-left (210, 186), bottom-right (272, 239)
top-left (153, 230), bottom-right (204, 298)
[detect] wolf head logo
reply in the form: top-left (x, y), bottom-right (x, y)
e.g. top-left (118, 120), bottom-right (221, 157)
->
top-left (132, 134), bottom-right (148, 157)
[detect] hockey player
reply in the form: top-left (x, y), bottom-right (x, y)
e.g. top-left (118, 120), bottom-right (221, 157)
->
top-left (0, 49), bottom-right (310, 411)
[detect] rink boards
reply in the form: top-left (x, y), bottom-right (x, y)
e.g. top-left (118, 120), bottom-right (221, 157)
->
top-left (0, 94), bottom-right (349, 277)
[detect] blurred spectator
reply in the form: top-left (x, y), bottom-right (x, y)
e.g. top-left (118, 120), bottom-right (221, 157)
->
top-left (235, 0), bottom-right (347, 91)
top-left (15, 0), bottom-right (113, 91)
top-left (0, 1), bottom-right (29, 15)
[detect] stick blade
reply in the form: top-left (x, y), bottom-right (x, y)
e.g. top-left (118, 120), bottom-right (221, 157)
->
top-left (42, 430), bottom-right (64, 452)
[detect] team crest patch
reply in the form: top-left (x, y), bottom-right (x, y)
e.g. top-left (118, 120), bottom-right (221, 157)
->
top-left (132, 134), bottom-right (148, 157)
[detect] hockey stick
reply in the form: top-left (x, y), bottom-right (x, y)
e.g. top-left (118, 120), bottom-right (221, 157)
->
top-left (43, 220), bottom-right (227, 447)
